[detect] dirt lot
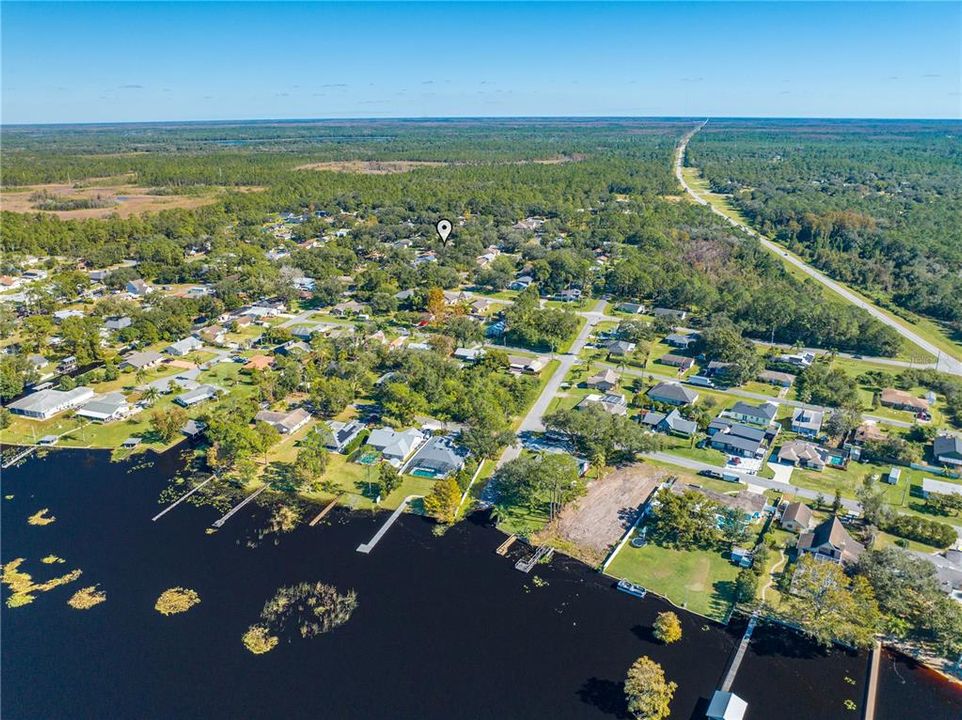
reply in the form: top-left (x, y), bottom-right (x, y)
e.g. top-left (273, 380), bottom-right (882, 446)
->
top-left (295, 160), bottom-right (447, 174)
top-left (0, 179), bottom-right (259, 219)
top-left (535, 462), bottom-right (665, 565)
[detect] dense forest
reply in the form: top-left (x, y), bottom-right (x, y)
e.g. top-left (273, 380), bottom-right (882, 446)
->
top-left (0, 119), bottom-right (903, 356)
top-left (687, 120), bottom-right (962, 336)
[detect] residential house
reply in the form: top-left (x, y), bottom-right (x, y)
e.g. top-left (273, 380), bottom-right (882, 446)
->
top-left (181, 419), bottom-right (207, 439)
top-left (126, 278), bottom-right (151, 296)
top-left (605, 339), bottom-right (636, 357)
top-left (453, 347), bottom-right (485, 363)
top-left (640, 409), bottom-right (697, 438)
top-left (27, 354), bottom-right (49, 373)
top-left (777, 440), bottom-right (827, 471)
top-left (146, 369), bottom-right (200, 395)
top-left (508, 275), bottom-right (533, 291)
top-left (331, 300), bottom-right (366, 317)
top-left (75, 393), bottom-right (129, 423)
top-left (880, 388), bottom-right (929, 413)
top-left (577, 393), bottom-right (629, 416)
top-left (104, 316), bottom-right (132, 331)
top-left (726, 401), bottom-right (777, 427)
top-left (933, 435), bottom-right (962, 467)
top-left (442, 290), bottom-right (468, 306)
top-left (791, 408), bottom-right (824, 438)
top-left (555, 289), bottom-right (582, 303)
top-left (774, 351), bottom-right (816, 368)
top-left (254, 407), bottom-right (312, 434)
top-left (8, 386), bottom-right (95, 420)
top-left (486, 319), bottom-right (508, 338)
top-left (653, 307), bottom-right (687, 320)
top-left (120, 350), bottom-right (165, 371)
top-left (507, 355), bottom-right (545, 374)
top-left (174, 384), bottom-right (221, 408)
top-left (710, 422), bottom-right (767, 458)
top-left (797, 516), bottom-right (864, 565)
top-left (198, 325), bottom-right (227, 346)
top-left (52, 309), bottom-right (85, 323)
top-left (780, 501), bottom-right (814, 533)
top-left (242, 355), bottom-right (275, 373)
top-left (366, 427), bottom-right (426, 467)
top-left (664, 332), bottom-right (699, 349)
top-left (406, 435), bottom-right (469, 478)
top-left (274, 340), bottom-right (311, 357)
top-left (585, 368), bottom-right (619, 392)
top-left (164, 337), bottom-right (203, 356)
top-left (470, 298), bottom-right (494, 317)
top-left (321, 420), bottom-right (364, 453)
top-left (616, 302), bottom-right (645, 314)
top-left (845, 422), bottom-right (887, 461)
top-left (657, 353), bottom-right (695, 372)
top-left (758, 370), bottom-right (795, 387)
top-left (647, 382), bottom-right (699, 407)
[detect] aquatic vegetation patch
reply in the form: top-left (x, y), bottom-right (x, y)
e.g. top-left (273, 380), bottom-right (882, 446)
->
top-left (5, 494), bottom-right (14, 500)
top-left (27, 508), bottom-right (56, 525)
top-left (242, 582), bottom-right (356, 654)
top-left (1, 558), bottom-right (82, 608)
top-left (155, 587), bottom-right (201, 615)
top-left (68, 585), bottom-right (107, 609)
top-left (42, 555), bottom-right (65, 564)
top-left (242, 625), bottom-right (279, 654)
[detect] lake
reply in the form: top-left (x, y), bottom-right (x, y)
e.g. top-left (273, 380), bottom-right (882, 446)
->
top-left (2, 447), bottom-right (960, 719)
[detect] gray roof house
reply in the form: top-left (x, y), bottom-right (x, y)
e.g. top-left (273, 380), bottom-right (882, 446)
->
top-left (791, 408), bottom-right (824, 438)
top-left (121, 350), bottom-right (165, 371)
top-left (174, 384), bottom-right (220, 408)
top-left (664, 332), bottom-right (699, 349)
top-left (605, 339), bottom-right (636, 356)
top-left (75, 392), bottom-right (129, 423)
top-left (933, 435), bottom-right (962, 467)
top-left (104, 315), bottom-right (132, 331)
top-left (126, 278), bottom-right (150, 296)
top-left (708, 420), bottom-right (768, 458)
top-left (585, 368), bottom-right (619, 392)
top-left (641, 409), bottom-right (696, 437)
top-left (726, 401), bottom-right (778, 427)
top-left (321, 420), bottom-right (364, 453)
top-left (406, 435), bottom-right (469, 478)
top-left (7, 386), bottom-right (95, 420)
top-left (780, 501), bottom-right (814, 533)
top-left (647, 381), bottom-right (698, 406)
top-left (367, 427), bottom-right (426, 467)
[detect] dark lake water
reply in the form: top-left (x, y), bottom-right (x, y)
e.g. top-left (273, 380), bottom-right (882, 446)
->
top-left (2, 448), bottom-right (960, 719)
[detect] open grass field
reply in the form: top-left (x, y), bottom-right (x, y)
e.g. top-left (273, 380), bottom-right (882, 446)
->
top-left (606, 538), bottom-right (740, 622)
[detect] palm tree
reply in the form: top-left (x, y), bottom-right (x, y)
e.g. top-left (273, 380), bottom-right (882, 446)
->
top-left (142, 386), bottom-right (160, 406)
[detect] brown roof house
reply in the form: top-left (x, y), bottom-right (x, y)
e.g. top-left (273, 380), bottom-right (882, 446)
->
top-left (585, 368), bottom-right (619, 392)
top-left (797, 516), bottom-right (864, 565)
top-left (880, 388), bottom-right (929, 413)
top-left (779, 501), bottom-right (814, 534)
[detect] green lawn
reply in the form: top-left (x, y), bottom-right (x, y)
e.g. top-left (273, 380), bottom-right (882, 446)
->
top-left (606, 537), bottom-right (740, 622)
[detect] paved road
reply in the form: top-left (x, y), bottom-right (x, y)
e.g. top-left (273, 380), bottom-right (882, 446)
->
top-left (498, 299), bottom-right (607, 466)
top-left (644, 450), bottom-right (860, 512)
top-left (675, 122), bottom-right (962, 377)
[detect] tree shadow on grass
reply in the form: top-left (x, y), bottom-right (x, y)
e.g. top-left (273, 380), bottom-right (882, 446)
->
top-left (577, 677), bottom-right (629, 719)
top-left (709, 579), bottom-right (737, 618)
top-left (264, 461), bottom-right (298, 492)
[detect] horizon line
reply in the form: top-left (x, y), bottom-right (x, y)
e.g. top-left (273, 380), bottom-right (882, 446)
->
top-left (3, 113), bottom-right (962, 129)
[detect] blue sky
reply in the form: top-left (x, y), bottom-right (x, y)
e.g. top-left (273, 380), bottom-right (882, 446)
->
top-left (2, 2), bottom-right (959, 123)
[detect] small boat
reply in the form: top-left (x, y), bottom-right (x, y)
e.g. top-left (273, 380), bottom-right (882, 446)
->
top-left (616, 579), bottom-right (647, 599)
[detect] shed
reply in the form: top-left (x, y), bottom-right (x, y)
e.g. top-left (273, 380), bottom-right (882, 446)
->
top-left (706, 691), bottom-right (747, 720)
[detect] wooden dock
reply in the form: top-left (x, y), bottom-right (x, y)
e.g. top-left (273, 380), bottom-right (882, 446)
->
top-left (2, 446), bottom-right (37, 470)
top-left (863, 639), bottom-right (882, 720)
top-left (309, 496), bottom-right (341, 527)
top-left (152, 475), bottom-right (216, 522)
top-left (720, 612), bottom-right (758, 692)
top-left (356, 495), bottom-right (420, 554)
top-left (212, 485), bottom-right (268, 528)
top-left (496, 535), bottom-right (517, 556)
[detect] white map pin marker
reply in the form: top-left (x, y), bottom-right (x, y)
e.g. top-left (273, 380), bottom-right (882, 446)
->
top-left (436, 219), bottom-right (453, 244)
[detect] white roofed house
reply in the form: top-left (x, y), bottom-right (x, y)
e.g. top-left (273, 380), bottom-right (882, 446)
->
top-left (577, 393), bottom-right (629, 416)
top-left (253, 407), bottom-right (312, 435)
top-left (790, 407), bottom-right (824, 438)
top-left (320, 420), bottom-right (364, 453)
top-left (8, 386), bottom-right (95, 420)
top-left (120, 350), bottom-right (165, 371)
top-left (366, 427), bottom-right (426, 468)
top-left (174, 384), bottom-right (221, 408)
top-left (75, 392), bottom-right (130, 423)
top-left (585, 368), bottom-right (619, 392)
top-left (126, 278), bottom-right (151, 296)
top-left (164, 337), bottom-right (204, 356)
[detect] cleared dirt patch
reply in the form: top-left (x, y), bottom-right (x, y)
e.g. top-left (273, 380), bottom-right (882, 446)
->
top-left (0, 180), bottom-right (259, 219)
top-left (295, 160), bottom-right (447, 174)
top-left (534, 462), bottom-right (664, 565)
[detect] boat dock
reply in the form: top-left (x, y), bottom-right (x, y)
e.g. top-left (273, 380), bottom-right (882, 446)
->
top-left (720, 612), bottom-right (758, 692)
top-left (515, 545), bottom-right (553, 573)
top-left (863, 639), bottom-right (882, 720)
top-left (2, 446), bottom-right (37, 469)
top-left (309, 495), bottom-right (341, 527)
top-left (212, 485), bottom-right (268, 528)
top-left (152, 475), bottom-right (216, 522)
top-left (496, 535), bottom-right (517, 556)
top-left (356, 495), bottom-right (420, 554)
